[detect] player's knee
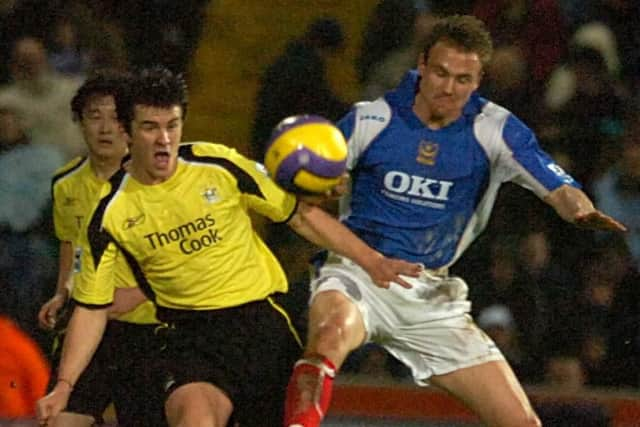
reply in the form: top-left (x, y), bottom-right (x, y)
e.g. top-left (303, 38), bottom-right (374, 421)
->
top-left (312, 322), bottom-right (352, 357)
top-left (504, 410), bottom-right (541, 427)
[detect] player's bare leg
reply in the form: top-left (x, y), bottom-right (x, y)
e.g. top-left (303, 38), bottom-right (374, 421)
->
top-left (165, 382), bottom-right (233, 427)
top-left (47, 412), bottom-right (94, 427)
top-left (430, 360), bottom-right (541, 427)
top-left (284, 290), bottom-right (366, 427)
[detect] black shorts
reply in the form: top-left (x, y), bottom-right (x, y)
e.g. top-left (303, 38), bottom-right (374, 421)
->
top-left (157, 295), bottom-right (302, 426)
top-left (54, 319), bottom-right (167, 427)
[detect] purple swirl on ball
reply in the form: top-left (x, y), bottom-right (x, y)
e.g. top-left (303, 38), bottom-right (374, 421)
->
top-left (276, 146), bottom-right (347, 191)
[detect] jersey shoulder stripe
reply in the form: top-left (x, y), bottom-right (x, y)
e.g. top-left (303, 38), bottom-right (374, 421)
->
top-left (347, 99), bottom-right (392, 169)
top-left (87, 168), bottom-right (126, 269)
top-left (179, 142), bottom-right (265, 199)
top-left (51, 156), bottom-right (87, 189)
top-left (473, 101), bottom-right (511, 160)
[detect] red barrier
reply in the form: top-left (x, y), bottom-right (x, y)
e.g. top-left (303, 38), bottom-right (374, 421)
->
top-left (330, 380), bottom-right (640, 426)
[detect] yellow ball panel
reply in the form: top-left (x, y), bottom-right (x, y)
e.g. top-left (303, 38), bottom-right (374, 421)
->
top-left (293, 170), bottom-right (342, 193)
top-left (264, 123), bottom-right (348, 178)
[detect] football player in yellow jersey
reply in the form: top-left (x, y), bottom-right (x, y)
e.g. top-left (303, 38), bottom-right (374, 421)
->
top-left (36, 66), bottom-right (421, 427)
top-left (36, 71), bottom-right (166, 427)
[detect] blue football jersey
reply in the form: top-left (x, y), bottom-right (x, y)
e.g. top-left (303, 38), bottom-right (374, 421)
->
top-left (338, 71), bottom-right (578, 268)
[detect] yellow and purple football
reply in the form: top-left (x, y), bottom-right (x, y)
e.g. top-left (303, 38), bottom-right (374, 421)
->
top-left (264, 115), bottom-right (347, 194)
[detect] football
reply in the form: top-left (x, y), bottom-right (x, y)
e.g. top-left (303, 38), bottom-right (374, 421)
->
top-left (264, 115), bottom-right (348, 194)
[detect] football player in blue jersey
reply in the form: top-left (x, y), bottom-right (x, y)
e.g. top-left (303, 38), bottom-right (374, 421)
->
top-left (284, 14), bottom-right (626, 427)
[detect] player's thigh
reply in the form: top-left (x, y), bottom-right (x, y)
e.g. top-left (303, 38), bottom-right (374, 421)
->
top-left (430, 360), bottom-right (540, 427)
top-left (50, 412), bottom-right (94, 427)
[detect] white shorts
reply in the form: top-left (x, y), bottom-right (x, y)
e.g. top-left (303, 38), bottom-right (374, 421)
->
top-left (310, 254), bottom-right (504, 385)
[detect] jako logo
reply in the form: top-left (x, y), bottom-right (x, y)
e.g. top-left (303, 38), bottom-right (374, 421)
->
top-left (359, 115), bottom-right (385, 122)
top-left (383, 171), bottom-right (453, 201)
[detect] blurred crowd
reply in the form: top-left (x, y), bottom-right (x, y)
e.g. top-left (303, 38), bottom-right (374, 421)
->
top-left (1, 0), bottom-right (639, 418)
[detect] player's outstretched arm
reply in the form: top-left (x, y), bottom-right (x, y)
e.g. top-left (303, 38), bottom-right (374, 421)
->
top-left (544, 184), bottom-right (627, 232)
top-left (287, 201), bottom-right (422, 288)
top-left (38, 241), bottom-right (74, 330)
top-left (36, 305), bottom-right (108, 426)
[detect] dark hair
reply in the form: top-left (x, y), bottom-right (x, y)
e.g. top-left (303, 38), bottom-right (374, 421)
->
top-left (422, 14), bottom-right (493, 68)
top-left (70, 69), bottom-right (132, 122)
top-left (116, 66), bottom-right (188, 134)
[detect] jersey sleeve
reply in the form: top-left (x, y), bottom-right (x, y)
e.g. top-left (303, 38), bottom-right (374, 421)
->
top-left (71, 236), bottom-right (117, 307)
top-left (338, 100), bottom-right (392, 171)
top-left (72, 191), bottom-right (118, 308)
top-left (234, 153), bottom-right (297, 223)
top-left (481, 111), bottom-right (580, 199)
top-left (52, 181), bottom-right (76, 242)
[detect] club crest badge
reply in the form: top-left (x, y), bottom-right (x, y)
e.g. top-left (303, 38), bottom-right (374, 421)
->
top-left (202, 187), bottom-right (219, 203)
top-left (417, 140), bottom-right (439, 166)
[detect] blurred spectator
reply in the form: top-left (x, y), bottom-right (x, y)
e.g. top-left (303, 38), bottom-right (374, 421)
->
top-left (512, 231), bottom-right (572, 361)
top-left (251, 17), bottom-right (349, 158)
top-left (592, 114), bottom-right (640, 270)
top-left (0, 314), bottom-right (50, 419)
top-left (543, 354), bottom-right (587, 392)
top-left (564, 0), bottom-right (640, 94)
top-left (544, 23), bottom-right (623, 113)
top-left (0, 36), bottom-right (84, 159)
top-left (0, 104), bottom-right (63, 348)
top-left (361, 4), bottom-right (438, 100)
top-left (550, 236), bottom-right (640, 388)
top-left (106, 0), bottom-right (208, 73)
top-left (477, 304), bottom-right (537, 383)
top-left (356, 0), bottom-right (424, 85)
top-left (479, 44), bottom-right (534, 122)
top-left (47, 17), bottom-right (91, 77)
top-left (540, 44), bottom-right (628, 186)
top-left (537, 354), bottom-right (611, 427)
top-left (472, 0), bottom-right (568, 92)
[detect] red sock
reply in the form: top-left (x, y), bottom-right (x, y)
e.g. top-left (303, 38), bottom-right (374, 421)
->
top-left (284, 356), bottom-right (336, 427)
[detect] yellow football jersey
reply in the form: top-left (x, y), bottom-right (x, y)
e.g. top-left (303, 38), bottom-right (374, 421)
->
top-left (74, 142), bottom-right (297, 314)
top-left (52, 157), bottom-right (157, 324)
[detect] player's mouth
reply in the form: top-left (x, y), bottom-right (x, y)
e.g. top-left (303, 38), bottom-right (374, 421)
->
top-left (97, 138), bottom-right (113, 145)
top-left (153, 151), bottom-right (171, 168)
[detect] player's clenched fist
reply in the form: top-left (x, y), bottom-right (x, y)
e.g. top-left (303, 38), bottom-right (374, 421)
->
top-left (36, 382), bottom-right (72, 426)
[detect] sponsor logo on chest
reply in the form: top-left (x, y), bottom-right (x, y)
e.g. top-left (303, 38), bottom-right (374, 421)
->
top-left (383, 171), bottom-right (454, 202)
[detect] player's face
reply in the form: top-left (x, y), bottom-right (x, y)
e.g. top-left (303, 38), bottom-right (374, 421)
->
top-left (415, 40), bottom-right (482, 127)
top-left (128, 105), bottom-right (182, 184)
top-left (81, 95), bottom-right (128, 161)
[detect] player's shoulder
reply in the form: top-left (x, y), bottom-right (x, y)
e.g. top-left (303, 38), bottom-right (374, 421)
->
top-left (178, 141), bottom-right (258, 179)
top-left (352, 98), bottom-right (392, 122)
top-left (179, 141), bottom-right (238, 160)
top-left (473, 97), bottom-right (534, 144)
top-left (348, 98), bottom-right (393, 141)
top-left (475, 96), bottom-right (530, 129)
top-left (52, 156), bottom-right (88, 186)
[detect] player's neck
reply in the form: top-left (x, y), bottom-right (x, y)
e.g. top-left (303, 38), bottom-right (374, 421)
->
top-left (413, 98), bottom-right (457, 130)
top-left (90, 155), bottom-right (122, 181)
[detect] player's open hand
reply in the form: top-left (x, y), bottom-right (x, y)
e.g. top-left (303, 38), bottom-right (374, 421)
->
top-left (575, 210), bottom-right (627, 232)
top-left (36, 383), bottom-right (72, 426)
top-left (364, 254), bottom-right (422, 289)
top-left (37, 292), bottom-right (68, 330)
